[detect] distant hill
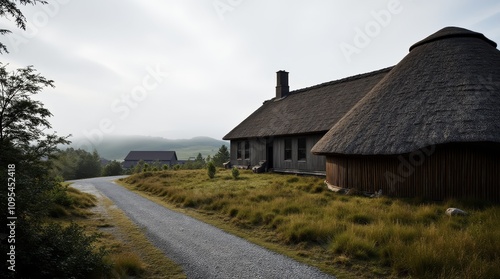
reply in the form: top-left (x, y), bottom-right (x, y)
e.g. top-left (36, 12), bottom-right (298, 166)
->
top-left (66, 135), bottom-right (229, 161)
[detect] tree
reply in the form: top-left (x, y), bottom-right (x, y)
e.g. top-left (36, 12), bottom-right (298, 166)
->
top-left (0, 10), bottom-right (68, 257)
top-left (212, 144), bottom-right (230, 167)
top-left (51, 148), bottom-right (103, 180)
top-left (75, 149), bottom-right (102, 178)
top-left (207, 161), bottom-right (216, 179)
top-left (130, 159), bottom-right (145, 173)
top-left (102, 160), bottom-right (123, 176)
top-left (0, 63), bottom-right (59, 144)
top-left (231, 167), bottom-right (240, 180)
top-left (0, 63), bottom-right (69, 215)
top-left (0, 0), bottom-right (48, 53)
top-left (1, 3), bottom-right (109, 277)
top-left (194, 152), bottom-right (206, 168)
top-left (195, 152), bottom-right (204, 162)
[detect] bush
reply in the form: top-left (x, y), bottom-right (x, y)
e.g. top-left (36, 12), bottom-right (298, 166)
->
top-left (207, 162), bottom-right (216, 179)
top-left (231, 167), bottom-right (240, 179)
top-left (52, 184), bottom-right (73, 207)
top-left (11, 222), bottom-right (110, 279)
top-left (102, 161), bottom-right (123, 176)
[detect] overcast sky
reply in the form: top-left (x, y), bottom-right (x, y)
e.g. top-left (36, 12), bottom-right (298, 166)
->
top-left (2, 0), bottom-right (499, 146)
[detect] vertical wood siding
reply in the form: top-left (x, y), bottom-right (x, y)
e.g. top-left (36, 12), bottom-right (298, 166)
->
top-left (325, 143), bottom-right (500, 202)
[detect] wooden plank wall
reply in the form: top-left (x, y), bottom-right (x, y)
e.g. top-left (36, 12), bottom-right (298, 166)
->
top-left (230, 139), bottom-right (266, 167)
top-left (273, 134), bottom-right (326, 172)
top-left (326, 143), bottom-right (500, 202)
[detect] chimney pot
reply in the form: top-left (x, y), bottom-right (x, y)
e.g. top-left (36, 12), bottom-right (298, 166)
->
top-left (276, 70), bottom-right (289, 99)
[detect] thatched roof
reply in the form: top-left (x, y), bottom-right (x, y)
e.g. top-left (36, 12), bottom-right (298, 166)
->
top-left (312, 27), bottom-right (500, 155)
top-left (223, 67), bottom-right (391, 140)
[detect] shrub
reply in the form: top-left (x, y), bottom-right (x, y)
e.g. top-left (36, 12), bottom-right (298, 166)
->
top-left (52, 184), bottom-right (73, 207)
top-left (207, 162), bottom-right (216, 179)
top-left (231, 167), bottom-right (240, 179)
top-left (49, 204), bottom-right (70, 218)
top-left (14, 222), bottom-right (110, 279)
top-left (102, 160), bottom-right (123, 176)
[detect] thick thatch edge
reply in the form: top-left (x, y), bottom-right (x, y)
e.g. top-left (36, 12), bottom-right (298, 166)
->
top-left (410, 26), bottom-right (497, 51)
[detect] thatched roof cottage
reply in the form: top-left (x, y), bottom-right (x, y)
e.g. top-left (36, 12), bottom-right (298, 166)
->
top-left (312, 27), bottom-right (500, 201)
top-left (223, 68), bottom-right (391, 174)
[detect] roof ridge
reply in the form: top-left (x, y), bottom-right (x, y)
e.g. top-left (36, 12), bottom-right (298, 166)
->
top-left (288, 66), bottom-right (393, 96)
top-left (409, 26), bottom-right (497, 51)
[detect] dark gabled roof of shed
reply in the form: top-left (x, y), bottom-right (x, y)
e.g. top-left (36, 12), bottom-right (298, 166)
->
top-left (312, 27), bottom-right (500, 155)
top-left (223, 67), bottom-right (392, 140)
top-left (124, 151), bottom-right (178, 161)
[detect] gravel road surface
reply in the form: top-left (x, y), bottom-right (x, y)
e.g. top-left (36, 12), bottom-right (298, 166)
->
top-left (71, 176), bottom-right (335, 279)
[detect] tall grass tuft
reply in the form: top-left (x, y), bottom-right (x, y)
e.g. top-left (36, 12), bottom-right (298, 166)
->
top-left (110, 252), bottom-right (145, 277)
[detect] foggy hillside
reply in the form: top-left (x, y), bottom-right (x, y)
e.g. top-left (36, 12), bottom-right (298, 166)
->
top-left (67, 135), bottom-right (229, 160)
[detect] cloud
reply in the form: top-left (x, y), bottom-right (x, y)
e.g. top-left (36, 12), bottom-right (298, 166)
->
top-left (2, 0), bottom-right (499, 141)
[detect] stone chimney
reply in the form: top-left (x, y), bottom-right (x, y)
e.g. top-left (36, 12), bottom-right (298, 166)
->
top-left (276, 70), bottom-right (289, 99)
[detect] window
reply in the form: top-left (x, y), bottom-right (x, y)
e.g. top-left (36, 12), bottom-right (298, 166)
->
top-left (284, 139), bottom-right (292, 160)
top-left (237, 141), bottom-right (249, 160)
top-left (244, 141), bottom-right (250, 159)
top-left (298, 138), bottom-right (307, 161)
top-left (237, 142), bottom-right (242, 159)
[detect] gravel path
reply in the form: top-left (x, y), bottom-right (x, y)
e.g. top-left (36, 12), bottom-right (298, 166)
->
top-left (71, 176), bottom-right (335, 279)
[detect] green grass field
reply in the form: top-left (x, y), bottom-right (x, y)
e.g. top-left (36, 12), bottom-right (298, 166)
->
top-left (120, 169), bottom-right (500, 279)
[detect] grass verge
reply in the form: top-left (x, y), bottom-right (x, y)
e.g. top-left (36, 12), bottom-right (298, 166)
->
top-left (51, 182), bottom-right (185, 278)
top-left (118, 169), bottom-right (500, 279)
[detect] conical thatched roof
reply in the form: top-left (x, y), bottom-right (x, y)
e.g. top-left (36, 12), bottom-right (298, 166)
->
top-left (223, 67), bottom-right (391, 140)
top-left (312, 27), bottom-right (500, 155)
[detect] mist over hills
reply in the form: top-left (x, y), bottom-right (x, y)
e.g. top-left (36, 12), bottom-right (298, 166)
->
top-left (66, 135), bottom-right (229, 161)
